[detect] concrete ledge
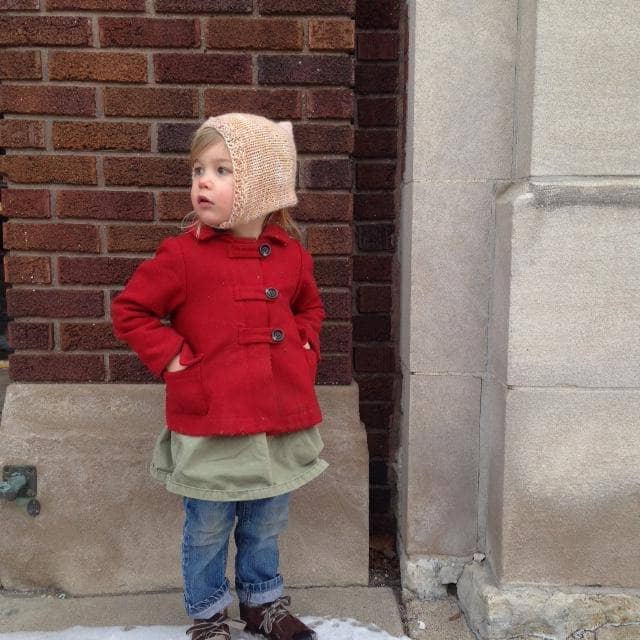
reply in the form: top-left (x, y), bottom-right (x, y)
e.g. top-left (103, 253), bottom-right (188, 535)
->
top-left (457, 560), bottom-right (640, 640)
top-left (0, 586), bottom-right (406, 637)
top-left (0, 382), bottom-right (368, 594)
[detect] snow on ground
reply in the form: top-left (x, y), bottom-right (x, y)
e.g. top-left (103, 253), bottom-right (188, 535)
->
top-left (0, 616), bottom-right (411, 640)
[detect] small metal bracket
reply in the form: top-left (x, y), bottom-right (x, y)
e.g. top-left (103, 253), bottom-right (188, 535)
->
top-left (2, 465), bottom-right (37, 498)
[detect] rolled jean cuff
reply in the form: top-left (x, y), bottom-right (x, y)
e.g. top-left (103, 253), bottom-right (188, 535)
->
top-left (185, 577), bottom-right (233, 619)
top-left (235, 573), bottom-right (284, 605)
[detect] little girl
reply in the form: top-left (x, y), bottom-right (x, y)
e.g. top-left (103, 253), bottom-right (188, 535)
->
top-left (111, 113), bottom-right (327, 640)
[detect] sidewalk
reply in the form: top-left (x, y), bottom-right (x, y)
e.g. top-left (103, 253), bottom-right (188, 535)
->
top-left (0, 587), bottom-right (477, 639)
top-left (0, 587), bottom-right (406, 637)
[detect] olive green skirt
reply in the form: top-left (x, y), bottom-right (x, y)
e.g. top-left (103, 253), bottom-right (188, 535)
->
top-left (150, 425), bottom-right (329, 501)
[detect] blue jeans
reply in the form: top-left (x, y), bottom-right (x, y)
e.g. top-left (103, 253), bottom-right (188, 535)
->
top-left (181, 493), bottom-right (290, 619)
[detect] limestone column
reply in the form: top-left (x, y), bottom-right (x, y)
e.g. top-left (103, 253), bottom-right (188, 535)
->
top-left (398, 0), bottom-right (518, 597)
top-left (458, 1), bottom-right (640, 637)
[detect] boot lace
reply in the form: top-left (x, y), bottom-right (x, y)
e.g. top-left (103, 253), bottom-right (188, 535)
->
top-left (186, 614), bottom-right (246, 640)
top-left (258, 595), bottom-right (293, 634)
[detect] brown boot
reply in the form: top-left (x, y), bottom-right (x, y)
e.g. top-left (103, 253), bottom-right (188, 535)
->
top-left (185, 608), bottom-right (246, 640)
top-left (239, 595), bottom-right (317, 640)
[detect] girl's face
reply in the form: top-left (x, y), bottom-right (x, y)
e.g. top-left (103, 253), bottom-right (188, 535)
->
top-left (190, 140), bottom-right (234, 228)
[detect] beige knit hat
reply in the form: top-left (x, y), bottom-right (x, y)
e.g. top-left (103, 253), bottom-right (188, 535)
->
top-left (194, 112), bottom-right (298, 229)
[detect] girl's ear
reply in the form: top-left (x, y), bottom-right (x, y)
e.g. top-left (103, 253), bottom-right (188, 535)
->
top-left (276, 120), bottom-right (293, 136)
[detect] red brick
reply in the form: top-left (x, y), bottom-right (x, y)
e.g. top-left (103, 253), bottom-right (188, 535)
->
top-left (53, 122), bottom-right (150, 151)
top-left (157, 123), bottom-right (198, 153)
top-left (106, 224), bottom-right (179, 252)
top-left (155, 0), bottom-right (251, 12)
top-left (306, 87), bottom-right (352, 119)
top-left (370, 514), bottom-right (395, 535)
top-left (357, 284), bottom-right (391, 312)
top-left (356, 373), bottom-right (394, 402)
top-left (353, 314), bottom-right (391, 341)
top-left (57, 190), bottom-right (154, 221)
top-left (49, 51), bottom-right (147, 83)
top-left (356, 0), bottom-right (400, 29)
top-left (9, 354), bottom-right (105, 382)
top-left (354, 128), bottom-right (397, 158)
top-left (7, 289), bottom-right (104, 318)
top-left (357, 32), bottom-right (398, 60)
top-left (8, 322), bottom-right (53, 350)
top-left (1, 189), bottom-right (50, 218)
top-left (0, 0), bottom-right (40, 8)
top-left (48, 0), bottom-right (144, 8)
top-left (357, 97), bottom-right (398, 127)
top-left (354, 344), bottom-right (394, 372)
top-left (205, 88), bottom-right (302, 120)
top-left (258, 54), bottom-right (353, 86)
top-left (320, 321), bottom-right (351, 352)
top-left (154, 53), bottom-right (252, 84)
top-left (99, 17), bottom-right (198, 48)
top-left (353, 254), bottom-right (392, 281)
top-left (4, 255), bottom-right (51, 284)
top-left (4, 222), bottom-right (99, 253)
top-left (207, 17), bottom-right (303, 50)
top-left (104, 157), bottom-right (190, 187)
top-left (353, 192), bottom-right (395, 220)
top-left (60, 322), bottom-right (125, 351)
top-left (306, 223), bottom-right (352, 254)
top-left (109, 353), bottom-right (159, 383)
top-left (361, 403), bottom-right (393, 430)
top-left (157, 191), bottom-right (192, 221)
top-left (0, 16), bottom-right (91, 46)
top-left (322, 289), bottom-right (350, 319)
top-left (355, 161), bottom-right (396, 190)
top-left (0, 155), bottom-right (97, 185)
top-left (317, 354), bottom-right (351, 385)
top-left (58, 257), bottom-right (142, 285)
top-left (0, 120), bottom-right (45, 149)
top-left (104, 87), bottom-right (198, 118)
top-left (292, 123), bottom-right (353, 154)
top-left (313, 256), bottom-right (351, 286)
top-left (301, 158), bottom-right (352, 190)
top-left (259, 0), bottom-right (355, 15)
top-left (369, 459), bottom-right (388, 484)
top-left (356, 222), bottom-right (394, 251)
top-left (0, 85), bottom-right (95, 116)
top-left (355, 62), bottom-right (398, 93)
top-left (294, 192), bottom-right (352, 222)
top-left (0, 50), bottom-right (41, 79)
top-left (365, 426), bottom-right (390, 456)
top-left (308, 19), bottom-right (354, 51)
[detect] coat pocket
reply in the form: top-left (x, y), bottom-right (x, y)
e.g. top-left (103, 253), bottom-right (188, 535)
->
top-left (163, 353), bottom-right (209, 416)
top-left (303, 346), bottom-right (318, 385)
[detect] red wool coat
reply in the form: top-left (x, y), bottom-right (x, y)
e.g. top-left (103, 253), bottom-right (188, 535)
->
top-left (111, 221), bottom-right (326, 437)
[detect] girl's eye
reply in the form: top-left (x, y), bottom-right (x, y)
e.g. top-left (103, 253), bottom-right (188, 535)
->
top-left (217, 166), bottom-right (231, 175)
top-left (192, 166), bottom-right (204, 177)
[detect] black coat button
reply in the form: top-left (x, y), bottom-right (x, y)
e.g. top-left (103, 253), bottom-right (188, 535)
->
top-left (259, 243), bottom-right (271, 257)
top-left (265, 287), bottom-right (278, 299)
top-left (271, 328), bottom-right (284, 342)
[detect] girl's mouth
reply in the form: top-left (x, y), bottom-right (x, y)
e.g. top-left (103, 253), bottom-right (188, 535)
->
top-left (198, 196), bottom-right (213, 205)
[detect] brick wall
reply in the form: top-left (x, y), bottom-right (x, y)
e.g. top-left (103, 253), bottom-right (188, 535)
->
top-left (354, 0), bottom-right (404, 537)
top-left (0, 0), bottom-right (406, 541)
top-left (0, 0), bottom-right (355, 386)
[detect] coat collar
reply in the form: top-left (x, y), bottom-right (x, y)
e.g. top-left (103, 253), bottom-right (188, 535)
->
top-left (187, 221), bottom-right (289, 245)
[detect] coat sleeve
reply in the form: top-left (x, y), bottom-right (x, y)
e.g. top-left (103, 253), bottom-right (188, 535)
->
top-left (111, 237), bottom-right (188, 379)
top-left (290, 244), bottom-right (326, 361)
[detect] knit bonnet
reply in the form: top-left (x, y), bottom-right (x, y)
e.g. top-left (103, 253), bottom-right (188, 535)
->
top-left (193, 112), bottom-right (298, 229)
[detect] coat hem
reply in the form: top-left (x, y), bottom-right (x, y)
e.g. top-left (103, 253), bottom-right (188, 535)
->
top-left (165, 409), bottom-right (323, 437)
top-left (149, 458), bottom-right (329, 502)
